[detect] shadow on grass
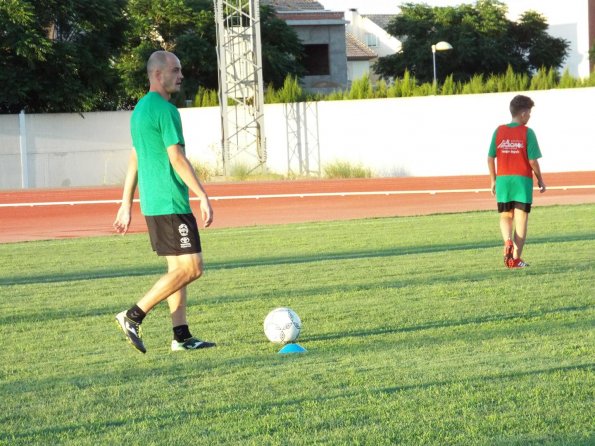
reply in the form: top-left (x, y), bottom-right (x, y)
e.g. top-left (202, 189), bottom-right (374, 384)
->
top-left (4, 361), bottom-right (593, 444)
top-left (1, 232), bottom-right (593, 286)
top-left (305, 304), bottom-right (594, 343)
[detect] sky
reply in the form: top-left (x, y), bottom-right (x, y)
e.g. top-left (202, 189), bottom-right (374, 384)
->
top-left (318, 0), bottom-right (469, 14)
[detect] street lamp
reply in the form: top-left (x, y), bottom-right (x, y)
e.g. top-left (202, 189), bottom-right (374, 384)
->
top-left (432, 41), bottom-right (453, 84)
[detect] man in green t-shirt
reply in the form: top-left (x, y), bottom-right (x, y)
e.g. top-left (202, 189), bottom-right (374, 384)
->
top-left (488, 95), bottom-right (546, 269)
top-left (113, 51), bottom-right (215, 353)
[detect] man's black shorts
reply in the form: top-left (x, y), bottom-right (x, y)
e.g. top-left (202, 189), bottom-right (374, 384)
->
top-left (145, 213), bottom-right (202, 256)
top-left (497, 201), bottom-right (532, 213)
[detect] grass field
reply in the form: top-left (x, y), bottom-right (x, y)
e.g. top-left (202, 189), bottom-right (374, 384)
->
top-left (1, 205), bottom-right (593, 445)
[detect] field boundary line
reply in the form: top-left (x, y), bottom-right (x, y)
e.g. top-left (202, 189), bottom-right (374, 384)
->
top-left (1, 185), bottom-right (593, 208)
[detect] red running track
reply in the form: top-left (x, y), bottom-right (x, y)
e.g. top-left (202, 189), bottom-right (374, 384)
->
top-left (0, 172), bottom-right (593, 243)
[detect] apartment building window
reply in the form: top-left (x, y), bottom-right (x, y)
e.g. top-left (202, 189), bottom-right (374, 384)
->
top-left (366, 33), bottom-right (379, 47)
top-left (303, 44), bottom-right (330, 75)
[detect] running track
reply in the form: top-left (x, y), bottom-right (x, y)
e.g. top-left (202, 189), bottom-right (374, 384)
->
top-left (0, 172), bottom-right (593, 243)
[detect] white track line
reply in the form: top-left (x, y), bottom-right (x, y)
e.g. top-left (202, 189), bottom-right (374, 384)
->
top-left (0, 185), bottom-right (593, 208)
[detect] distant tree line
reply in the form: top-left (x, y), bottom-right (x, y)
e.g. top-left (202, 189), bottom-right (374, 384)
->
top-left (1, 0), bottom-right (585, 113)
top-left (0, 0), bottom-right (303, 113)
top-left (375, 0), bottom-right (571, 84)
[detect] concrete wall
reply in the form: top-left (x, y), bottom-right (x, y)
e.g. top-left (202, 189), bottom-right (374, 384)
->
top-left (0, 114), bottom-right (20, 189)
top-left (293, 24), bottom-right (349, 91)
top-left (1, 111), bottom-right (133, 189)
top-left (1, 88), bottom-right (593, 189)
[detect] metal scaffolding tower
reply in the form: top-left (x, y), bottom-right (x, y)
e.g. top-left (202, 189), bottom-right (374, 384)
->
top-left (214, 0), bottom-right (266, 176)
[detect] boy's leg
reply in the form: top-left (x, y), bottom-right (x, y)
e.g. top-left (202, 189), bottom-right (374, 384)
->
top-left (512, 210), bottom-right (529, 259)
top-left (499, 210), bottom-right (515, 266)
top-left (499, 210), bottom-right (514, 241)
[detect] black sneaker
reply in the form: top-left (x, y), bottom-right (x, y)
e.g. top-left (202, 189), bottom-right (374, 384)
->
top-left (171, 337), bottom-right (216, 351)
top-left (115, 311), bottom-right (146, 353)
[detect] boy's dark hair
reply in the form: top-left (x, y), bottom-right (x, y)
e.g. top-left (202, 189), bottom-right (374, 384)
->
top-left (509, 95), bottom-right (534, 117)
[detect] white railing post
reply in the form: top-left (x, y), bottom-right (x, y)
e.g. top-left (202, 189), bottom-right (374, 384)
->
top-left (19, 110), bottom-right (29, 188)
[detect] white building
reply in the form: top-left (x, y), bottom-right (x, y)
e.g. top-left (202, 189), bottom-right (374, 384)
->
top-left (344, 9), bottom-right (401, 82)
top-left (320, 0), bottom-right (595, 78)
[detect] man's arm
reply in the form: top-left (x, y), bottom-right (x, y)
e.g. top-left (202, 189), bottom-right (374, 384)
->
top-left (167, 144), bottom-right (213, 227)
top-left (487, 156), bottom-right (497, 196)
top-left (113, 149), bottom-right (138, 234)
top-left (529, 159), bottom-right (546, 193)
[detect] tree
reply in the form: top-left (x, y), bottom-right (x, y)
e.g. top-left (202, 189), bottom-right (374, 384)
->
top-left (260, 5), bottom-right (304, 88)
top-left (116, 0), bottom-right (217, 108)
top-left (511, 10), bottom-right (568, 73)
top-left (0, 0), bottom-right (127, 113)
top-left (374, 0), bottom-right (569, 84)
top-left (117, 1), bottom-right (304, 107)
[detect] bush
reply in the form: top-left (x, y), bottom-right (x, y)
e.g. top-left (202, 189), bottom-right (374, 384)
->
top-left (193, 66), bottom-right (593, 107)
top-left (348, 73), bottom-right (374, 100)
top-left (558, 69), bottom-right (579, 89)
top-left (191, 160), bottom-right (215, 182)
top-left (323, 160), bottom-right (373, 179)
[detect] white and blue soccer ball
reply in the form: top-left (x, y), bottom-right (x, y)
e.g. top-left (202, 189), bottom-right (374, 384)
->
top-left (264, 307), bottom-right (301, 344)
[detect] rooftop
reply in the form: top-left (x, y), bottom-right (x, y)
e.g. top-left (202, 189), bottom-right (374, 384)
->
top-left (363, 14), bottom-right (395, 30)
top-left (261, 0), bottom-right (325, 11)
top-left (346, 32), bottom-right (377, 60)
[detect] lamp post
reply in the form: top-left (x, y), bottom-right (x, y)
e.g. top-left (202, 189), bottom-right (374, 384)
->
top-left (432, 41), bottom-right (453, 84)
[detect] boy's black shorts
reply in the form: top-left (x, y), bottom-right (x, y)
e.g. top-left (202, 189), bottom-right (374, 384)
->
top-left (497, 201), bottom-right (532, 213)
top-left (145, 213), bottom-right (202, 256)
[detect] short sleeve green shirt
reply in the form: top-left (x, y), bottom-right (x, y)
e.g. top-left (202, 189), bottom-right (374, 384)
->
top-left (130, 92), bottom-right (191, 216)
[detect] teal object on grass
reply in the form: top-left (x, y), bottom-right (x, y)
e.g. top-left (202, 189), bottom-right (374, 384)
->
top-left (278, 343), bottom-right (307, 354)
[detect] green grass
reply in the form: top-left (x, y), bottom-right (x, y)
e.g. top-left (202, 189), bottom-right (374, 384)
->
top-left (1, 205), bottom-right (593, 445)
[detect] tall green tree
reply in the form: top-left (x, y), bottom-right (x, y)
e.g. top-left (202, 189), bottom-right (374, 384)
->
top-left (0, 0), bottom-right (127, 113)
top-left (118, 1), bottom-right (304, 107)
top-left (374, 0), bottom-right (569, 84)
top-left (117, 0), bottom-right (217, 108)
top-left (260, 5), bottom-right (304, 88)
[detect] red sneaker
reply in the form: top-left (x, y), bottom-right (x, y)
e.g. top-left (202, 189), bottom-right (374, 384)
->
top-left (509, 258), bottom-right (529, 269)
top-left (503, 240), bottom-right (514, 267)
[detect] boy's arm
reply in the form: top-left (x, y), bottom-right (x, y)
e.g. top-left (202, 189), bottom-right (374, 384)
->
top-left (113, 149), bottom-right (139, 234)
top-left (487, 156), bottom-right (496, 196)
top-left (167, 144), bottom-right (213, 227)
top-left (529, 159), bottom-right (546, 193)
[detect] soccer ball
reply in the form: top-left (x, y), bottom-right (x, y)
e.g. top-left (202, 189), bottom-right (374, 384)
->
top-left (263, 307), bottom-right (301, 344)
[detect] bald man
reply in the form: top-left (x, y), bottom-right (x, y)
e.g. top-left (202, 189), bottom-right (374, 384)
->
top-left (114, 51), bottom-right (215, 353)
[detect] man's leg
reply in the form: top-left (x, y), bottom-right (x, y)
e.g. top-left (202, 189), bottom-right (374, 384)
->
top-left (136, 253), bottom-right (203, 314)
top-left (165, 255), bottom-right (193, 334)
top-left (163, 254), bottom-right (216, 351)
top-left (116, 253), bottom-right (202, 353)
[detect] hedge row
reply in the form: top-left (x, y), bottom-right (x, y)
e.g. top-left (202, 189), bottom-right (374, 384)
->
top-left (193, 66), bottom-right (595, 107)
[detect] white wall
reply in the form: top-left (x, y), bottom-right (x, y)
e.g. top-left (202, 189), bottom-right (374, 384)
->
top-left (301, 88), bottom-right (595, 177)
top-left (347, 60), bottom-right (372, 82)
top-left (1, 88), bottom-right (594, 189)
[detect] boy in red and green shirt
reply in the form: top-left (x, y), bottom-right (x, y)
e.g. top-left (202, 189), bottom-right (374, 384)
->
top-left (488, 95), bottom-right (546, 268)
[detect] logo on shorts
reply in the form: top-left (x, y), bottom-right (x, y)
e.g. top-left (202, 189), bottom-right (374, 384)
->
top-left (178, 224), bottom-right (189, 236)
top-left (178, 224), bottom-right (191, 248)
